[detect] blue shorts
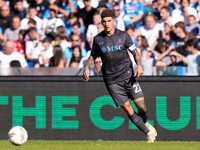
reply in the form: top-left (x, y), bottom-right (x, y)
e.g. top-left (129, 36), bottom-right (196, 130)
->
top-left (105, 77), bottom-right (144, 107)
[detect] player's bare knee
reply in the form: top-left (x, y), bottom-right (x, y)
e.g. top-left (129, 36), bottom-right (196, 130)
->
top-left (121, 102), bottom-right (134, 115)
top-left (134, 99), bottom-right (146, 112)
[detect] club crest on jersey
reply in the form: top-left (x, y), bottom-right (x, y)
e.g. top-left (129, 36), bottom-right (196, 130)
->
top-left (101, 45), bottom-right (123, 53)
top-left (117, 38), bottom-right (122, 43)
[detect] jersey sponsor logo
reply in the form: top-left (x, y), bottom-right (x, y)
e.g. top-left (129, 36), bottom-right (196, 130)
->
top-left (101, 45), bottom-right (123, 53)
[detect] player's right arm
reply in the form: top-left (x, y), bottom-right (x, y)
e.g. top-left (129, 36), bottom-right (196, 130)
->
top-left (83, 55), bottom-right (95, 82)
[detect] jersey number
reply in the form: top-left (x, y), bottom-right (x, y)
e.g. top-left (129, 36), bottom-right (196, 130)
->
top-left (133, 84), bottom-right (142, 93)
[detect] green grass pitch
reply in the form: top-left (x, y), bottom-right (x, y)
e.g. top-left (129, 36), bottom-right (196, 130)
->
top-left (1, 140), bottom-right (200, 150)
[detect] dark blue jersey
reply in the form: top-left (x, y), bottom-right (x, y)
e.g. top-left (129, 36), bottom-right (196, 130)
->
top-left (91, 29), bottom-right (136, 84)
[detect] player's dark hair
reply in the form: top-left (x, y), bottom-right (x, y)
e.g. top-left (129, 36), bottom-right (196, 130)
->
top-left (185, 39), bottom-right (198, 49)
top-left (28, 19), bottom-right (36, 25)
top-left (101, 9), bottom-right (115, 19)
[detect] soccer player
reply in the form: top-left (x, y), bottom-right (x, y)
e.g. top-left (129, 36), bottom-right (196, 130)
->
top-left (83, 9), bottom-right (157, 143)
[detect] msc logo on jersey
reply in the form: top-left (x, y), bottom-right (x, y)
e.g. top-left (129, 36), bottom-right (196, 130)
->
top-left (101, 45), bottom-right (123, 53)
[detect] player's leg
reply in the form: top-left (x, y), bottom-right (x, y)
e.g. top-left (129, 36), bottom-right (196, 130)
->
top-left (133, 97), bottom-right (157, 137)
top-left (121, 100), bottom-right (150, 135)
top-left (133, 97), bottom-right (148, 123)
top-left (121, 100), bottom-right (156, 143)
top-left (105, 81), bottom-right (150, 135)
top-left (126, 77), bottom-right (157, 142)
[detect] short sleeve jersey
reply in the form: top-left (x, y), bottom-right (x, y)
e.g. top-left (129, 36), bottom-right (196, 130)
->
top-left (91, 29), bottom-right (136, 84)
top-left (123, 2), bottom-right (144, 19)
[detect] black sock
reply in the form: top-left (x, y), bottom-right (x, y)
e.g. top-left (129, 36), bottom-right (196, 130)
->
top-left (128, 113), bottom-right (149, 134)
top-left (138, 109), bottom-right (148, 123)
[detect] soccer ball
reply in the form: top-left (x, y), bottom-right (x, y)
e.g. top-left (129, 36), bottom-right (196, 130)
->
top-left (8, 126), bottom-right (28, 145)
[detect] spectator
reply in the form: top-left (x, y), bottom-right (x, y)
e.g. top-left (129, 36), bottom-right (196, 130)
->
top-left (36, 37), bottom-right (53, 67)
top-left (96, 21), bottom-right (104, 34)
top-left (69, 22), bottom-right (86, 49)
top-left (86, 11), bottom-right (102, 44)
top-left (123, 0), bottom-right (144, 24)
top-left (66, 45), bottom-right (87, 68)
top-left (65, 13), bottom-right (85, 36)
top-left (64, 34), bottom-right (87, 60)
top-left (0, 5), bottom-right (13, 33)
top-left (185, 15), bottom-right (200, 37)
top-left (155, 21), bottom-right (176, 55)
top-left (157, 6), bottom-right (177, 31)
top-left (141, 48), bottom-right (167, 75)
top-left (46, 0), bottom-right (78, 20)
top-left (25, 27), bottom-right (44, 66)
top-left (157, 48), bottom-right (187, 75)
top-left (97, 1), bottom-right (108, 14)
top-left (162, 21), bottom-right (174, 39)
top-left (20, 6), bottom-right (43, 30)
top-left (168, 0), bottom-right (182, 15)
top-left (27, 19), bottom-right (45, 38)
top-left (173, 21), bottom-right (188, 56)
top-left (0, 0), bottom-right (6, 16)
top-left (135, 14), bottom-right (159, 50)
top-left (185, 39), bottom-right (200, 75)
top-left (172, 0), bottom-right (197, 24)
top-left (139, 0), bottom-right (154, 8)
top-left (90, 57), bottom-right (102, 76)
top-left (126, 24), bottom-right (137, 44)
top-left (35, 0), bottom-right (50, 19)
top-left (156, 0), bottom-right (169, 15)
top-left (78, 0), bottom-right (97, 30)
top-left (49, 45), bottom-right (67, 68)
top-left (11, 0), bottom-right (27, 20)
top-left (113, 3), bottom-right (132, 31)
top-left (136, 35), bottom-right (153, 55)
top-left (162, 24), bottom-right (176, 52)
top-left (194, 0), bottom-right (200, 22)
top-left (0, 41), bottom-right (28, 68)
top-left (42, 8), bottom-right (65, 40)
top-left (106, 0), bottom-right (118, 9)
top-left (13, 29), bottom-right (26, 56)
top-left (55, 31), bottom-right (71, 52)
top-left (4, 16), bottom-right (21, 41)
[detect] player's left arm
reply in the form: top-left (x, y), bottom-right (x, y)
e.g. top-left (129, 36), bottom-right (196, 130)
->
top-left (130, 48), bottom-right (144, 79)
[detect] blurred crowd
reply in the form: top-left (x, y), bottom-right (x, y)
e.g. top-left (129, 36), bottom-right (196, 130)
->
top-left (0, 0), bottom-right (200, 76)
